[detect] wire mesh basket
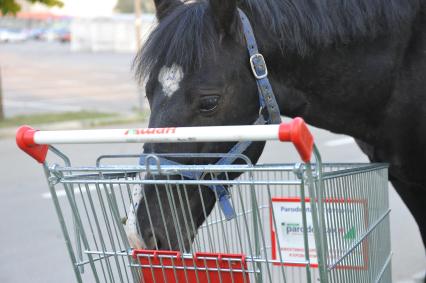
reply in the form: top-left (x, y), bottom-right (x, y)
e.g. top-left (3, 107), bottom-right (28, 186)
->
top-left (17, 121), bottom-right (392, 283)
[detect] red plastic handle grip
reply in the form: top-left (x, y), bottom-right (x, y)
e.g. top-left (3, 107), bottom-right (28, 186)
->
top-left (16, 125), bottom-right (48, 164)
top-left (278, 118), bottom-right (314, 162)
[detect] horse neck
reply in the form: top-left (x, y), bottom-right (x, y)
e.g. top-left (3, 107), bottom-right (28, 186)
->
top-left (239, 2), bottom-right (420, 145)
top-left (269, 50), bottom-right (386, 144)
top-left (255, 33), bottom-right (406, 145)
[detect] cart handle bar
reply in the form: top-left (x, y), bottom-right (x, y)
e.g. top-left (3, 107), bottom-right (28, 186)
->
top-left (16, 117), bottom-right (314, 164)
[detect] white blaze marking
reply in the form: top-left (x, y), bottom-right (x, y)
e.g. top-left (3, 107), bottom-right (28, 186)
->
top-left (125, 184), bottom-right (146, 249)
top-left (158, 64), bottom-right (184, 97)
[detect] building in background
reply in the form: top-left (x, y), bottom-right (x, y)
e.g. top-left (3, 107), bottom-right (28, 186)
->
top-left (67, 0), bottom-right (156, 53)
top-left (71, 14), bottom-right (155, 53)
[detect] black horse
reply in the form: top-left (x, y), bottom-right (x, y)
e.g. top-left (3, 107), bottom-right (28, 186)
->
top-left (131, 0), bottom-right (426, 267)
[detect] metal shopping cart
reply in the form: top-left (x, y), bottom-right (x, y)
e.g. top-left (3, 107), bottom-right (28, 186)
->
top-left (16, 119), bottom-right (392, 283)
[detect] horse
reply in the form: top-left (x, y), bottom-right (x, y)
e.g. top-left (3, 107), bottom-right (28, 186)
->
top-left (128, 0), bottom-right (426, 268)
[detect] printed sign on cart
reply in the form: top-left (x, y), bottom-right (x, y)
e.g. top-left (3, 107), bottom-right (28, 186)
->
top-left (271, 198), bottom-right (368, 268)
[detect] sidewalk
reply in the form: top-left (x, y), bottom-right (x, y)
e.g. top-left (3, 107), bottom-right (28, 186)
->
top-left (0, 113), bottom-right (148, 139)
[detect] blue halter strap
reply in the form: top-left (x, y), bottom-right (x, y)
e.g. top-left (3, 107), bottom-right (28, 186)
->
top-left (140, 9), bottom-right (281, 220)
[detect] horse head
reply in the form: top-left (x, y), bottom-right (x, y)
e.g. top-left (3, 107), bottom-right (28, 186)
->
top-left (130, 0), bottom-right (267, 251)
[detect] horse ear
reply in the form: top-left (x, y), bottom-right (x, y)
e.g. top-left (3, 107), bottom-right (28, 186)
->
top-left (209, 0), bottom-right (238, 36)
top-left (154, 0), bottom-right (182, 20)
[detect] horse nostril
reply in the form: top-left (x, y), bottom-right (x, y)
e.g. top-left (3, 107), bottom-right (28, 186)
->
top-left (156, 237), bottom-right (162, 250)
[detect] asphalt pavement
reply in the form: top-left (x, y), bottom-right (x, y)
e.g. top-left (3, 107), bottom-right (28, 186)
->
top-left (0, 42), bottom-right (424, 282)
top-left (0, 41), bottom-right (143, 117)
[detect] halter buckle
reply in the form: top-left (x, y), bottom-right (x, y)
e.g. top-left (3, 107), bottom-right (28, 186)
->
top-left (250, 53), bottom-right (268, 79)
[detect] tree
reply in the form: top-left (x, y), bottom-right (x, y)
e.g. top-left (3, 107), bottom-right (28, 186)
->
top-left (115, 0), bottom-right (155, 14)
top-left (0, 0), bottom-right (63, 15)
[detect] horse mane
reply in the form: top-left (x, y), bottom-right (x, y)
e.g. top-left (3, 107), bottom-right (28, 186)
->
top-left (135, 0), bottom-right (421, 82)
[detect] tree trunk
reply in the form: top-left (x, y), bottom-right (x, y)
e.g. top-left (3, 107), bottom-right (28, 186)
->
top-left (0, 66), bottom-right (4, 120)
top-left (134, 0), bottom-right (142, 51)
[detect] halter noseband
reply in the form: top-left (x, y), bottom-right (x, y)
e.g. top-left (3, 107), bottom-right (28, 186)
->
top-left (140, 9), bottom-right (281, 220)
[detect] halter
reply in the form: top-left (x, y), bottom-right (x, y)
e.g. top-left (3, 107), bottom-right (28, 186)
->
top-left (140, 9), bottom-right (281, 220)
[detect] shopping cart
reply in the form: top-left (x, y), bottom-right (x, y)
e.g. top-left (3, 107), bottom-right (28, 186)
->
top-left (16, 118), bottom-right (392, 283)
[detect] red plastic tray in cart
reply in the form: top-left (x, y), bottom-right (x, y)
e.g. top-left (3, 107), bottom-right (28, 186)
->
top-left (132, 250), bottom-right (250, 283)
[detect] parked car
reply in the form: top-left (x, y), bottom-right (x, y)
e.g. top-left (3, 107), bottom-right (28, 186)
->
top-left (39, 19), bottom-right (71, 43)
top-left (0, 28), bottom-right (28, 43)
top-left (26, 28), bottom-right (47, 40)
top-left (57, 27), bottom-right (71, 43)
top-left (41, 26), bottom-right (71, 42)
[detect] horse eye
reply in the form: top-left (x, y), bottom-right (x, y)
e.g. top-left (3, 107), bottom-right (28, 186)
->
top-left (199, 95), bottom-right (220, 113)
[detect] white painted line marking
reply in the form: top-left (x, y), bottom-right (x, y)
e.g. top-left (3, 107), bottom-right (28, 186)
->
top-left (4, 99), bottom-right (83, 112)
top-left (324, 137), bottom-right (355, 147)
top-left (42, 184), bottom-right (98, 199)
